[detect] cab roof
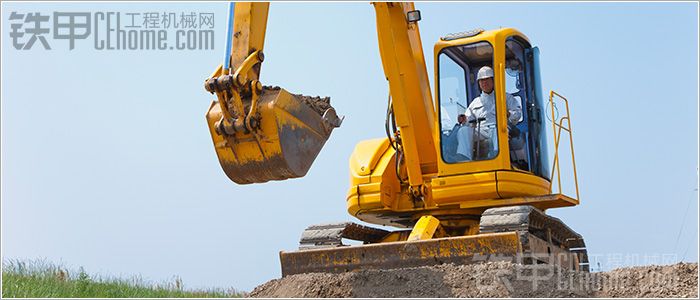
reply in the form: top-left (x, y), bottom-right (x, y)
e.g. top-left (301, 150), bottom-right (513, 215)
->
top-left (435, 27), bottom-right (531, 50)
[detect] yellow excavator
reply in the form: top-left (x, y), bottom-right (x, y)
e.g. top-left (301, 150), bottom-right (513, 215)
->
top-left (204, 2), bottom-right (588, 276)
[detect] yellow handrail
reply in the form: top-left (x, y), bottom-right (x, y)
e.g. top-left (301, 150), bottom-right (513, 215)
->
top-left (548, 91), bottom-right (580, 201)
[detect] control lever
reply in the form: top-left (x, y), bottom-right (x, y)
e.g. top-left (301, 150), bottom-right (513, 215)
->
top-left (469, 117), bottom-right (487, 158)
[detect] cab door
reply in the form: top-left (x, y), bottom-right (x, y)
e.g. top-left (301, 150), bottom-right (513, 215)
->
top-left (524, 45), bottom-right (551, 180)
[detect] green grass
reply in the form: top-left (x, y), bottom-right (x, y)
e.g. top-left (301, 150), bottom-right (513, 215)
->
top-left (2, 259), bottom-right (245, 298)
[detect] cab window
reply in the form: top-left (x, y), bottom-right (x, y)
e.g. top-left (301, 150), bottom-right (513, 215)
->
top-left (438, 41), bottom-right (499, 164)
top-left (505, 37), bottom-right (531, 171)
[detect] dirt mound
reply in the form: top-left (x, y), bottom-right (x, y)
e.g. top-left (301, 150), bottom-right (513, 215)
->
top-left (600, 263), bottom-right (698, 298)
top-left (263, 86), bottom-right (333, 117)
top-left (249, 262), bottom-right (698, 298)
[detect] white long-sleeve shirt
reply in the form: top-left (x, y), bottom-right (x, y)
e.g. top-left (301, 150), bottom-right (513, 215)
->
top-left (465, 91), bottom-right (522, 127)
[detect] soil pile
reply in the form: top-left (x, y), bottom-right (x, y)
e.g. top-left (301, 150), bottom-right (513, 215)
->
top-left (599, 263), bottom-right (697, 298)
top-left (250, 262), bottom-right (698, 298)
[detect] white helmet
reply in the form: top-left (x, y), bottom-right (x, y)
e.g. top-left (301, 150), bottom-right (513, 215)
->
top-left (477, 66), bottom-right (494, 80)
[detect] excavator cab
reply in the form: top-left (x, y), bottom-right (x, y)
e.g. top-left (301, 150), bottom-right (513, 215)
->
top-left (346, 28), bottom-right (577, 228)
top-left (436, 29), bottom-right (550, 180)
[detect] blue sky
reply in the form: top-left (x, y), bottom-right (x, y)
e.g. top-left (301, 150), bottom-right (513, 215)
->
top-left (2, 1), bottom-right (698, 292)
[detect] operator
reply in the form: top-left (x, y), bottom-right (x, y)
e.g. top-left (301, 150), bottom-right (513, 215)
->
top-left (456, 66), bottom-right (522, 160)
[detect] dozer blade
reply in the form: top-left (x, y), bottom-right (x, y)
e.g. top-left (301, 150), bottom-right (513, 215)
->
top-left (206, 87), bottom-right (342, 184)
top-left (279, 232), bottom-right (524, 276)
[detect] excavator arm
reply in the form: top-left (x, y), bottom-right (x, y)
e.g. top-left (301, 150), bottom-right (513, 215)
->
top-left (204, 2), bottom-right (436, 192)
top-left (204, 2), bottom-right (343, 184)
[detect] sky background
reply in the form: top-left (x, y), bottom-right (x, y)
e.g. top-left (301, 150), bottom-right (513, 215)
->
top-left (2, 1), bottom-right (698, 292)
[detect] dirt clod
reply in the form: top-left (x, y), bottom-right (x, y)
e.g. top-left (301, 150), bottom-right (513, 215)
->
top-left (263, 86), bottom-right (332, 117)
top-left (296, 94), bottom-right (332, 117)
top-left (249, 262), bottom-right (698, 298)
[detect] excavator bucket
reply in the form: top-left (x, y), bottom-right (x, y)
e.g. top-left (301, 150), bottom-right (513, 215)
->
top-left (206, 87), bottom-right (342, 184)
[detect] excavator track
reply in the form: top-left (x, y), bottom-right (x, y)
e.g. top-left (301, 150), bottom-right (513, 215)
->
top-left (480, 205), bottom-right (589, 272)
top-left (299, 222), bottom-right (390, 250)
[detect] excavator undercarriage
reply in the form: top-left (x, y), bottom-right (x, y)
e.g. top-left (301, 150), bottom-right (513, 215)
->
top-left (280, 204), bottom-right (588, 276)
